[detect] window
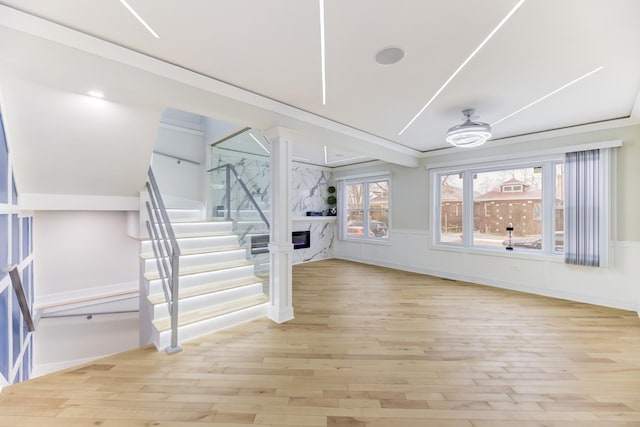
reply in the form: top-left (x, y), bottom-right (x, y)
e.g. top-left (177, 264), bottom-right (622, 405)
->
top-left (433, 158), bottom-right (564, 255)
top-left (342, 175), bottom-right (389, 240)
top-left (439, 173), bottom-right (463, 244)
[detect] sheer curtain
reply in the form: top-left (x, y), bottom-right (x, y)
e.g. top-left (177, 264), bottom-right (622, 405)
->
top-left (564, 149), bottom-right (600, 266)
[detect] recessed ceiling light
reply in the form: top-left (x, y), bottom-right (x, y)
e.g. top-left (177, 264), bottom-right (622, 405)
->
top-left (398, 0), bottom-right (527, 135)
top-left (119, 0), bottom-right (160, 39)
top-left (87, 90), bottom-right (104, 98)
top-left (375, 47), bottom-right (405, 65)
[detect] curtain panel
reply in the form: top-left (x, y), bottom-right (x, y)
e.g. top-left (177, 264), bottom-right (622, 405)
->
top-left (564, 149), bottom-right (600, 266)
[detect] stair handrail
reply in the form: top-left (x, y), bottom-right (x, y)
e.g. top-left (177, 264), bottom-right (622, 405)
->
top-left (8, 266), bottom-right (35, 332)
top-left (207, 163), bottom-right (270, 229)
top-left (145, 167), bottom-right (182, 354)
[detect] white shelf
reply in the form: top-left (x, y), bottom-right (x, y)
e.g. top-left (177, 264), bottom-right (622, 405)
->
top-left (292, 216), bottom-right (337, 222)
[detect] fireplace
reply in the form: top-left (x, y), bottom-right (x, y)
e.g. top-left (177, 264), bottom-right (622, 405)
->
top-left (292, 230), bottom-right (311, 250)
top-left (251, 230), bottom-right (311, 254)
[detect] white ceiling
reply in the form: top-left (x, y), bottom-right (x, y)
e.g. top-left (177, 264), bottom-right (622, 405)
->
top-left (1, 0), bottom-right (640, 168)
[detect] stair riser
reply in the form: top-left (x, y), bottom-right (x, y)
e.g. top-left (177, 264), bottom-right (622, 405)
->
top-left (141, 235), bottom-right (239, 255)
top-left (150, 283), bottom-right (264, 320)
top-left (143, 249), bottom-right (247, 274)
top-left (147, 265), bottom-right (256, 294)
top-left (148, 222), bottom-right (234, 237)
top-left (172, 222), bottom-right (234, 236)
top-left (166, 209), bottom-right (203, 222)
top-left (154, 303), bottom-right (269, 350)
top-left (150, 209), bottom-right (203, 223)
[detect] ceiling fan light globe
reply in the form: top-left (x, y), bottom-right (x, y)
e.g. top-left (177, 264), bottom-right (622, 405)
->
top-left (446, 119), bottom-right (491, 148)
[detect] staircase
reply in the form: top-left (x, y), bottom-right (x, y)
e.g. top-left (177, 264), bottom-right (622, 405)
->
top-left (140, 208), bottom-right (269, 350)
top-left (216, 206), bottom-right (271, 270)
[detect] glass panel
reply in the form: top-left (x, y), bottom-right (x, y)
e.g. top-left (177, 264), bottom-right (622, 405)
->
top-left (22, 344), bottom-right (31, 382)
top-left (347, 183), bottom-right (364, 209)
top-left (439, 173), bottom-right (463, 244)
top-left (0, 287), bottom-right (8, 380)
top-left (11, 284), bottom-right (21, 366)
top-left (0, 113), bottom-right (8, 205)
top-left (11, 214), bottom-right (19, 264)
top-left (555, 163), bottom-right (565, 252)
top-left (29, 263), bottom-right (34, 306)
top-left (347, 210), bottom-right (365, 237)
top-left (210, 128), bottom-right (270, 296)
top-left (26, 339), bottom-right (32, 379)
top-left (346, 183), bottom-right (366, 238)
top-left (11, 176), bottom-right (17, 206)
top-left (368, 180), bottom-right (389, 238)
top-left (0, 214), bottom-right (7, 282)
top-left (473, 167), bottom-right (542, 249)
top-left (22, 217), bottom-right (30, 261)
top-left (23, 263), bottom-right (31, 306)
top-left (22, 310), bottom-right (30, 337)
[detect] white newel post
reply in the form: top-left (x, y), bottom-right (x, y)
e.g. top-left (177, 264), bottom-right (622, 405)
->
top-left (265, 127), bottom-right (296, 323)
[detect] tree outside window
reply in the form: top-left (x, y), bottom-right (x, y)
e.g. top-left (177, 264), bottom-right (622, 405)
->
top-left (345, 178), bottom-right (389, 240)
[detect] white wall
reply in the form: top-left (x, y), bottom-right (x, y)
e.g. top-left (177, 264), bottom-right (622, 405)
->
top-left (152, 125), bottom-right (206, 203)
top-left (31, 210), bottom-right (141, 375)
top-left (32, 312), bottom-right (139, 377)
top-left (33, 211), bottom-right (140, 303)
top-left (334, 125), bottom-right (640, 313)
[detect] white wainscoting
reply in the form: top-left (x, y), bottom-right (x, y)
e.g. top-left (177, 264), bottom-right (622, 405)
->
top-left (335, 228), bottom-right (640, 313)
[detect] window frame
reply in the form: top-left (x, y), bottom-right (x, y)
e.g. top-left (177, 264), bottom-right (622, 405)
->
top-left (431, 155), bottom-right (564, 258)
top-left (340, 174), bottom-right (391, 243)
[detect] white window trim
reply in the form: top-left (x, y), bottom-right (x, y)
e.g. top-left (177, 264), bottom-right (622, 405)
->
top-left (429, 147), bottom-right (615, 264)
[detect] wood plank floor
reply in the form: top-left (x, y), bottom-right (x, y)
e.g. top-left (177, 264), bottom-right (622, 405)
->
top-left (2, 259), bottom-right (640, 426)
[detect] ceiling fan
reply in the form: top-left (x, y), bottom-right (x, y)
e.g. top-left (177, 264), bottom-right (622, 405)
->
top-left (446, 108), bottom-right (492, 148)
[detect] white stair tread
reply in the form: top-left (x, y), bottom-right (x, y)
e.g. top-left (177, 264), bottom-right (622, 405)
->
top-left (147, 276), bottom-right (264, 305)
top-left (153, 294), bottom-right (269, 332)
top-left (144, 259), bottom-right (254, 281)
top-left (140, 245), bottom-right (244, 260)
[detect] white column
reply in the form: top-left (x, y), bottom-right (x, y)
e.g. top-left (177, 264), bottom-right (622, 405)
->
top-left (264, 127), bottom-right (298, 323)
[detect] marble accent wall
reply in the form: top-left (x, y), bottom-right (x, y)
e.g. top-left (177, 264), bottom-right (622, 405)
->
top-left (292, 218), bottom-right (336, 264)
top-left (291, 164), bottom-right (333, 216)
top-left (209, 150), bottom-right (270, 222)
top-left (290, 164), bottom-right (335, 264)
top-left (210, 147), bottom-right (335, 265)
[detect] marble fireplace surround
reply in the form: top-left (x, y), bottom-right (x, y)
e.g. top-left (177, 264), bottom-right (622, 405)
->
top-left (211, 148), bottom-right (336, 265)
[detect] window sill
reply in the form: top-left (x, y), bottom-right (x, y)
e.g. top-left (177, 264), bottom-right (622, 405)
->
top-left (431, 242), bottom-right (564, 262)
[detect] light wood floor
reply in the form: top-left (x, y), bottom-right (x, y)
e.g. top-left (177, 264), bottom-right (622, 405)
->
top-left (2, 259), bottom-right (640, 427)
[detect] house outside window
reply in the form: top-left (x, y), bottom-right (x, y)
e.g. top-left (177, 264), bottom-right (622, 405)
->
top-left (434, 159), bottom-right (564, 254)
